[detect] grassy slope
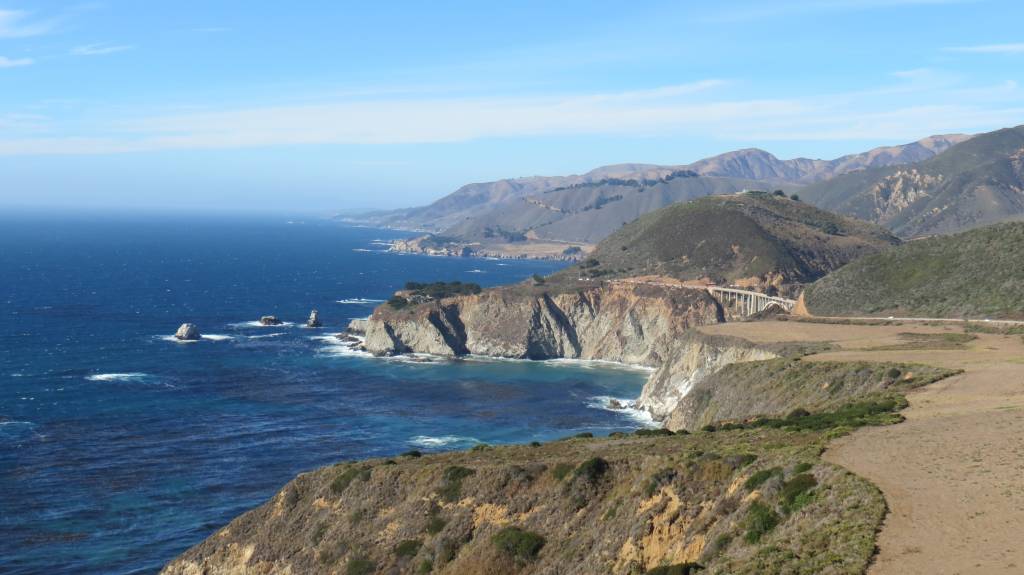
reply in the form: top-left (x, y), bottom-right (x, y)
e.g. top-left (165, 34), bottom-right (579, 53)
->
top-left (166, 425), bottom-right (883, 575)
top-left (803, 222), bottom-right (1024, 319)
top-left (669, 358), bottom-right (960, 431)
top-left (558, 193), bottom-right (898, 285)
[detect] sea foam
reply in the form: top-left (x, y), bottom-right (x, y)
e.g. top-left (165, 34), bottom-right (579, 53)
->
top-left (86, 372), bottom-right (149, 382)
top-left (586, 395), bottom-right (658, 427)
top-left (409, 435), bottom-right (481, 449)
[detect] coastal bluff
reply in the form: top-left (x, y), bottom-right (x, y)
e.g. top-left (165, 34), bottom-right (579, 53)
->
top-left (362, 282), bottom-right (776, 422)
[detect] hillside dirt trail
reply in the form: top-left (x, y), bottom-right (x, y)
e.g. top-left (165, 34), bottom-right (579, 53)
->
top-left (700, 321), bottom-right (1024, 575)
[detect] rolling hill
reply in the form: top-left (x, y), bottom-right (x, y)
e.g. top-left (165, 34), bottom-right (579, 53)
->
top-left (555, 192), bottom-right (900, 288)
top-left (801, 125), bottom-right (1024, 238)
top-left (802, 221), bottom-right (1024, 319)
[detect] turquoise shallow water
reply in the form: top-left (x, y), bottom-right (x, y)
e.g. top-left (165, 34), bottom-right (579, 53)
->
top-left (0, 213), bottom-right (651, 574)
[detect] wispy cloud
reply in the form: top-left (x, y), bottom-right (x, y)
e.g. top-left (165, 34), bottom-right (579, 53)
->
top-left (702, 0), bottom-right (972, 23)
top-left (0, 75), bottom-right (1019, 156)
top-left (71, 43), bottom-right (134, 56)
top-left (0, 9), bottom-right (57, 38)
top-left (945, 43), bottom-right (1024, 54)
top-left (0, 55), bottom-right (33, 68)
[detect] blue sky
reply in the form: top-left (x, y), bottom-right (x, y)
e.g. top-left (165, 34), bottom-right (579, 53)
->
top-left (1, 0), bottom-right (1023, 211)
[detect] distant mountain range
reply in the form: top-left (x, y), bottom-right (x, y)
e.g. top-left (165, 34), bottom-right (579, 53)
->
top-left (342, 132), bottom-right (978, 258)
top-left (801, 125), bottom-right (1024, 237)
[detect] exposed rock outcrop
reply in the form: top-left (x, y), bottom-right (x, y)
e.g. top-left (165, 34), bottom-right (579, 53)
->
top-left (363, 283), bottom-right (777, 420)
top-left (306, 310), bottom-right (322, 328)
top-left (174, 323), bottom-right (201, 341)
top-left (259, 315), bottom-right (282, 326)
top-left (346, 317), bottom-right (368, 334)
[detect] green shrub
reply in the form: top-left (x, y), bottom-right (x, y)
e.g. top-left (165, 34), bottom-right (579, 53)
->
top-left (793, 462), bottom-right (813, 474)
top-left (346, 556), bottom-right (375, 575)
top-left (529, 441), bottom-right (542, 447)
top-left (645, 563), bottom-right (704, 574)
top-left (417, 559), bottom-right (433, 573)
top-left (749, 395), bottom-right (909, 432)
top-left (886, 367), bottom-right (902, 379)
top-left (437, 466), bottom-right (475, 502)
top-left (395, 539), bottom-right (422, 558)
top-left (635, 428), bottom-right (674, 437)
top-left (311, 522), bottom-right (328, 545)
top-left (573, 457), bottom-right (610, 484)
top-left (744, 501), bottom-right (780, 543)
top-left (551, 462), bottom-right (574, 481)
top-left (701, 424), bottom-right (717, 433)
top-left (471, 443), bottom-right (492, 451)
top-left (744, 467), bottom-right (781, 490)
top-left (492, 527), bottom-right (546, 562)
top-left (787, 408), bottom-right (811, 419)
top-left (726, 454), bottom-right (757, 468)
top-left (574, 432), bottom-right (594, 439)
top-left (387, 295), bottom-right (409, 309)
top-left (781, 473), bottom-right (817, 511)
top-left (331, 466), bottom-right (371, 495)
top-left (403, 281), bottom-right (482, 299)
top-left (425, 515), bottom-right (446, 535)
top-left (644, 468), bottom-right (677, 498)
top-left (704, 533), bottom-right (732, 558)
top-left (401, 450), bottom-right (422, 458)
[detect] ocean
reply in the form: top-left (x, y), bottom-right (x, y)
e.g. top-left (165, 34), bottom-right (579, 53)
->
top-left (0, 212), bottom-right (652, 574)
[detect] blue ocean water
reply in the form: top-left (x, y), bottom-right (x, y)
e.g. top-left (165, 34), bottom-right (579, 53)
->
top-left (0, 213), bottom-right (652, 575)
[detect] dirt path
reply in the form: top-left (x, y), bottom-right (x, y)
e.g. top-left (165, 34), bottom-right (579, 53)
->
top-left (700, 322), bottom-right (1024, 574)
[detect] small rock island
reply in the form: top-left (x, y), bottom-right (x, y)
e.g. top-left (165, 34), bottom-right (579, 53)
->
top-left (306, 310), bottom-right (322, 328)
top-left (259, 315), bottom-right (283, 326)
top-left (174, 323), bottom-right (201, 341)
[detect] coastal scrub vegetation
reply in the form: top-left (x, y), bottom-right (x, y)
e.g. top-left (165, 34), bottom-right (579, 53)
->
top-left (404, 281), bottom-right (482, 299)
top-left (172, 416), bottom-right (890, 574)
top-left (804, 222), bottom-right (1024, 319)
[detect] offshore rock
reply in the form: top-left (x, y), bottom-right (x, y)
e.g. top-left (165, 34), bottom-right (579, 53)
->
top-left (259, 315), bottom-right (283, 326)
top-left (174, 323), bottom-right (201, 341)
top-left (306, 310), bottom-right (322, 328)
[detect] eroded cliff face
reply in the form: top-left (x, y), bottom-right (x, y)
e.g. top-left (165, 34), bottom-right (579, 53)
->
top-left (363, 283), bottom-right (777, 421)
top-left (638, 337), bottom-right (777, 419)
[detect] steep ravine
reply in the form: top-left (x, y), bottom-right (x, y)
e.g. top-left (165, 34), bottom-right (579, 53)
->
top-left (362, 283), bottom-right (777, 421)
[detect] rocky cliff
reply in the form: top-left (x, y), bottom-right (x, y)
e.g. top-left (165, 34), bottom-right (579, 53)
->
top-left (363, 283), bottom-right (777, 421)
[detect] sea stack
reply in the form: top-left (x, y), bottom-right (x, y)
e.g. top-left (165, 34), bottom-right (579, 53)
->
top-left (175, 323), bottom-right (201, 341)
top-left (306, 310), bottom-right (322, 328)
top-left (259, 315), bottom-right (283, 326)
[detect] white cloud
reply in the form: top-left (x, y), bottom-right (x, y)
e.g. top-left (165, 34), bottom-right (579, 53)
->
top-left (701, 0), bottom-right (973, 23)
top-left (0, 9), bottom-right (56, 38)
top-left (0, 76), bottom-right (1019, 156)
top-left (71, 43), bottom-right (134, 56)
top-left (945, 43), bottom-right (1024, 54)
top-left (0, 55), bottom-right (33, 68)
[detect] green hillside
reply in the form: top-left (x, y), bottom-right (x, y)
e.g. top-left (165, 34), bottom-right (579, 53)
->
top-left (563, 192), bottom-right (898, 286)
top-left (803, 222), bottom-right (1024, 319)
